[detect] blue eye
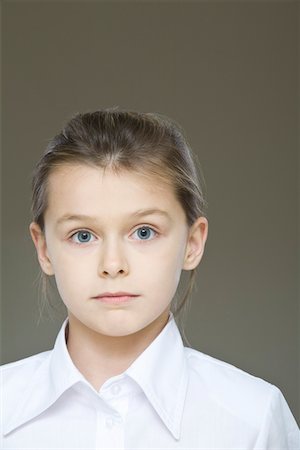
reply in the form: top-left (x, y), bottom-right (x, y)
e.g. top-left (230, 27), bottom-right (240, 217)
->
top-left (71, 230), bottom-right (95, 244)
top-left (69, 226), bottom-right (157, 245)
top-left (132, 226), bottom-right (157, 241)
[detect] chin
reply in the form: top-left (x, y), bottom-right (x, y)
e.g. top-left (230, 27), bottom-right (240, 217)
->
top-left (94, 323), bottom-right (141, 337)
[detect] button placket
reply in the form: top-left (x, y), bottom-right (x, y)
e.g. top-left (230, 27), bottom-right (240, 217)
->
top-left (105, 416), bottom-right (115, 428)
top-left (96, 412), bottom-right (124, 449)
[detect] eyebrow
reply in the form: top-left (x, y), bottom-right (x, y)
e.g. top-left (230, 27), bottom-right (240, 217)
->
top-left (55, 208), bottom-right (172, 227)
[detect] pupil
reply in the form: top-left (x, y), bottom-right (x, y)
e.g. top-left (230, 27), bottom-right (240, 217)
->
top-left (79, 232), bottom-right (89, 241)
top-left (139, 228), bottom-right (149, 239)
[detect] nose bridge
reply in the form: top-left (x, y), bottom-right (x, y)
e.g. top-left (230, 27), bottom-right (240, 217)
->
top-left (98, 233), bottom-right (128, 277)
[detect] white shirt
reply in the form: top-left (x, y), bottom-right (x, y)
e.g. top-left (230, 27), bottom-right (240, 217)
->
top-left (1, 312), bottom-right (299, 449)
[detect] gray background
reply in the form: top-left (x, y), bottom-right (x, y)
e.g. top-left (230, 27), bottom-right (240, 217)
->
top-left (1, 1), bottom-right (299, 425)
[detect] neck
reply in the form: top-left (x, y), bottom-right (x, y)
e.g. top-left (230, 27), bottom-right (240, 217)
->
top-left (66, 310), bottom-right (170, 391)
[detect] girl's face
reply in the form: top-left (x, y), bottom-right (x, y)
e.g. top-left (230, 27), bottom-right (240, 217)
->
top-left (30, 164), bottom-right (207, 338)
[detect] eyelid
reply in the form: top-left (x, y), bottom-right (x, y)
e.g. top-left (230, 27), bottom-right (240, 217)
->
top-left (68, 224), bottom-right (158, 235)
top-left (132, 224), bottom-right (159, 233)
top-left (68, 224), bottom-right (159, 244)
top-left (69, 230), bottom-right (97, 245)
top-left (131, 225), bottom-right (158, 241)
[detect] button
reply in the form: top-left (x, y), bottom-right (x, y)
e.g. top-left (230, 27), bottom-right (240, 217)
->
top-left (105, 417), bottom-right (115, 428)
top-left (111, 384), bottom-right (121, 395)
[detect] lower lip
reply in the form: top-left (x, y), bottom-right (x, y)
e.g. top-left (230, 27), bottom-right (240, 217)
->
top-left (94, 295), bottom-right (139, 304)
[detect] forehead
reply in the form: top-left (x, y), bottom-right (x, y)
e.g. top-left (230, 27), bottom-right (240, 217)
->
top-left (45, 164), bottom-right (187, 224)
top-left (46, 163), bottom-right (172, 196)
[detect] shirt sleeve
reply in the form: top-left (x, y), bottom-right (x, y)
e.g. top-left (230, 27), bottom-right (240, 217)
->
top-left (254, 385), bottom-right (300, 449)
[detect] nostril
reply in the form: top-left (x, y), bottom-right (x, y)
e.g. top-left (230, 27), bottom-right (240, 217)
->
top-left (102, 269), bottom-right (125, 276)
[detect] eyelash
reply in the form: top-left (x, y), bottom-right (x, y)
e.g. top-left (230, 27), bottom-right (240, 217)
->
top-left (68, 225), bottom-right (159, 245)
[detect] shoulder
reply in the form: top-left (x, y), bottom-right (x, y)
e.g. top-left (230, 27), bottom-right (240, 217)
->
top-left (184, 347), bottom-right (278, 426)
top-left (1, 350), bottom-right (51, 371)
top-left (181, 347), bottom-right (299, 444)
top-left (184, 346), bottom-right (273, 389)
top-left (1, 351), bottom-right (52, 392)
top-left (0, 350), bottom-right (56, 436)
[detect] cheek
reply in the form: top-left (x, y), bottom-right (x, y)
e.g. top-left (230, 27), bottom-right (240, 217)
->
top-left (159, 236), bottom-right (186, 271)
top-left (52, 259), bottom-right (91, 303)
top-left (50, 235), bottom-right (186, 284)
top-left (51, 245), bottom-right (95, 272)
top-left (137, 243), bottom-right (185, 287)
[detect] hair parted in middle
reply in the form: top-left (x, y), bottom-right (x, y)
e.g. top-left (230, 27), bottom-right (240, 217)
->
top-left (30, 107), bottom-right (208, 345)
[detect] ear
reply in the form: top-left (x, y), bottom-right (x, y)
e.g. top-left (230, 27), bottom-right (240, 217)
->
top-left (183, 217), bottom-right (208, 270)
top-left (29, 222), bottom-right (54, 276)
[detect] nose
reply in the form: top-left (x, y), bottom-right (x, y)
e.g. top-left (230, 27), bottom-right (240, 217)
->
top-left (98, 237), bottom-right (129, 278)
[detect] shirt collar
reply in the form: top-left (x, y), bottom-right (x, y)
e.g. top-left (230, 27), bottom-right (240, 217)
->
top-left (125, 311), bottom-right (188, 439)
top-left (3, 317), bottom-right (86, 436)
top-left (3, 312), bottom-right (189, 440)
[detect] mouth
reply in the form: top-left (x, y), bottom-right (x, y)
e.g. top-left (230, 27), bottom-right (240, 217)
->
top-left (92, 292), bottom-right (140, 304)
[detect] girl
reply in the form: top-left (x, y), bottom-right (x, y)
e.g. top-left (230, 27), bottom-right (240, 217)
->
top-left (1, 109), bottom-right (299, 449)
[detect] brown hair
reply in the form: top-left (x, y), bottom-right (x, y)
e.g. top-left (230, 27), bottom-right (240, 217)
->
top-left (30, 107), bottom-right (207, 346)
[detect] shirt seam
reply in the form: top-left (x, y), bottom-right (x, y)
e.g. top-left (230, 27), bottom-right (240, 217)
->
top-left (186, 350), bottom-right (274, 387)
top-left (0, 355), bottom-right (48, 372)
top-left (253, 383), bottom-right (277, 446)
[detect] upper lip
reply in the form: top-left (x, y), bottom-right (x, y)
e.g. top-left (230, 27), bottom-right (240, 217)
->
top-left (94, 292), bottom-right (139, 298)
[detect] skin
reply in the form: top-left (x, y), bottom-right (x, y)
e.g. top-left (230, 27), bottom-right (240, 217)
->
top-left (29, 164), bottom-right (208, 390)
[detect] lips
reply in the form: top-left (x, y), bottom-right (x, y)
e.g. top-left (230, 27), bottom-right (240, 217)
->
top-left (94, 292), bottom-right (139, 298)
top-left (93, 292), bottom-right (140, 305)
